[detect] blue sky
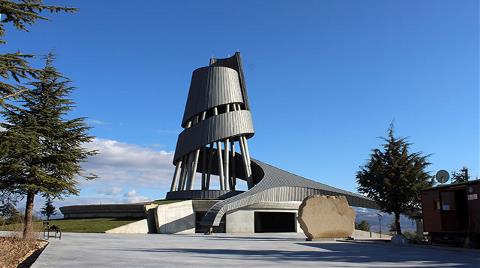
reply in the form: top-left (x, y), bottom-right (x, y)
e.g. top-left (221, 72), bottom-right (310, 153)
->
top-left (2, 0), bottom-right (479, 207)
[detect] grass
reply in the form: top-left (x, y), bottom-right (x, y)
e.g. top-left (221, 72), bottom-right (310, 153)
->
top-left (48, 218), bottom-right (140, 233)
top-left (0, 222), bottom-right (43, 234)
top-left (0, 218), bottom-right (140, 233)
top-left (0, 200), bottom-right (181, 234)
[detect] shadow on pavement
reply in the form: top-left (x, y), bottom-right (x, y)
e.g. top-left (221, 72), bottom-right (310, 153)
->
top-left (124, 241), bottom-right (480, 267)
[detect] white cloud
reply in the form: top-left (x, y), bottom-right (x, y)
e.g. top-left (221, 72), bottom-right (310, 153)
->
top-left (123, 189), bottom-right (150, 203)
top-left (82, 138), bottom-right (175, 187)
top-left (96, 186), bottom-right (123, 196)
top-left (87, 119), bottom-right (107, 125)
top-left (15, 138), bottom-right (174, 215)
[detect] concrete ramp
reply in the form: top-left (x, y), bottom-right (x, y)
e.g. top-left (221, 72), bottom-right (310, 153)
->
top-left (154, 200), bottom-right (195, 234)
top-left (105, 219), bottom-right (149, 234)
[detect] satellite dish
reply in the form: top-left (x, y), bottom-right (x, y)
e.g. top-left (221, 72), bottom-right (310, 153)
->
top-left (436, 170), bottom-right (449, 184)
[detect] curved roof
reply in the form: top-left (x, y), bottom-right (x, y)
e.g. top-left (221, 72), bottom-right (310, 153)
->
top-left (200, 159), bottom-right (378, 227)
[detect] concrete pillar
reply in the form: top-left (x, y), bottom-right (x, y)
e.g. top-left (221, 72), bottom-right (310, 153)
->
top-left (217, 141), bottom-right (225, 190)
top-left (170, 160), bottom-right (182, 192)
top-left (201, 147), bottom-right (206, 190)
top-left (206, 143), bottom-right (213, 190)
top-left (223, 104), bottom-right (231, 189)
top-left (230, 142), bottom-right (236, 190)
top-left (213, 107), bottom-right (225, 190)
top-left (177, 155), bottom-right (188, 191)
top-left (233, 104), bottom-right (252, 187)
top-left (226, 210), bottom-right (254, 233)
top-left (187, 112), bottom-right (206, 190)
top-left (175, 120), bottom-right (192, 191)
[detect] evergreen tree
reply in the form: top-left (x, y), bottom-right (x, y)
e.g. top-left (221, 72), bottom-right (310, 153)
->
top-left (356, 124), bottom-right (432, 235)
top-left (0, 54), bottom-right (96, 238)
top-left (0, 201), bottom-right (18, 224)
top-left (451, 167), bottom-right (470, 183)
top-left (389, 220), bottom-right (397, 234)
top-left (41, 197), bottom-right (56, 220)
top-left (355, 220), bottom-right (370, 232)
top-left (0, 0), bottom-right (76, 105)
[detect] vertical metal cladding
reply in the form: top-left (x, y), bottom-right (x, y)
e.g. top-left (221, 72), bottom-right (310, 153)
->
top-left (210, 53), bottom-right (250, 110)
top-left (169, 53), bottom-right (255, 193)
top-left (182, 66), bottom-right (245, 128)
top-left (174, 110), bottom-right (254, 164)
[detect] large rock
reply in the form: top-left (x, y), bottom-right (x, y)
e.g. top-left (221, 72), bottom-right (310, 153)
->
top-left (298, 195), bottom-right (355, 240)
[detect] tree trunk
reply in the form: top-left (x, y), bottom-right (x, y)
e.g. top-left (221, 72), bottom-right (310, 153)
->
top-left (23, 191), bottom-right (35, 239)
top-left (394, 212), bottom-right (402, 235)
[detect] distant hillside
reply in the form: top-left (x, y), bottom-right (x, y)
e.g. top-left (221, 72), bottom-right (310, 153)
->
top-left (354, 207), bottom-right (417, 233)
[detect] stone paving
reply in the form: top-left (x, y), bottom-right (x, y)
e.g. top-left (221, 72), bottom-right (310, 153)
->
top-left (32, 233), bottom-right (479, 268)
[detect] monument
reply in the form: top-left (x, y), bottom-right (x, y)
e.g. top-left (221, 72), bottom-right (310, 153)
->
top-left (163, 52), bottom-right (377, 233)
top-left (61, 52), bottom-right (378, 234)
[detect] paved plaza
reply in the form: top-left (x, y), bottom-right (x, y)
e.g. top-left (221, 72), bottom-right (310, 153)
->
top-left (32, 233), bottom-right (479, 267)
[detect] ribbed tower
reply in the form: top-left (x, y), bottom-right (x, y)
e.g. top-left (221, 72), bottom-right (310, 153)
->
top-left (166, 53), bottom-right (254, 200)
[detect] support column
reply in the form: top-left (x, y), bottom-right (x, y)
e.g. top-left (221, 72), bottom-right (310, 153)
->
top-left (223, 105), bottom-right (230, 190)
top-left (230, 142), bottom-right (236, 190)
top-left (213, 107), bottom-right (225, 190)
top-left (217, 141), bottom-right (225, 190)
top-left (170, 160), bottom-right (182, 192)
top-left (201, 147), bottom-right (206, 189)
top-left (187, 112), bottom-right (206, 190)
top-left (234, 104), bottom-right (252, 187)
top-left (206, 143), bottom-right (213, 190)
top-left (243, 136), bottom-right (252, 168)
top-left (182, 155), bottom-right (193, 190)
top-left (177, 156), bottom-right (188, 191)
top-left (187, 149), bottom-right (200, 190)
top-left (239, 137), bottom-right (251, 177)
top-left (176, 120), bottom-right (192, 191)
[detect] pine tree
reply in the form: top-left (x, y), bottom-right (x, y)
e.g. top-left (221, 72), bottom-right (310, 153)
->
top-left (355, 220), bottom-right (370, 232)
top-left (0, 0), bottom-right (76, 105)
top-left (0, 201), bottom-right (19, 224)
top-left (41, 197), bottom-right (56, 221)
top-left (356, 124), bottom-right (432, 235)
top-left (451, 167), bottom-right (470, 183)
top-left (0, 54), bottom-right (96, 238)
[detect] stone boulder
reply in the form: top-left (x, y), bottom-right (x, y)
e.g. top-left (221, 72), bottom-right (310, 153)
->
top-left (298, 195), bottom-right (355, 240)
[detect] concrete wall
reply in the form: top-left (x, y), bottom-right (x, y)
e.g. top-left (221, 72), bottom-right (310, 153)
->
top-left (155, 200), bottom-right (195, 234)
top-left (354, 229), bottom-right (392, 239)
top-left (223, 201), bottom-right (303, 233)
top-left (105, 219), bottom-right (149, 234)
top-left (153, 200), bottom-right (360, 235)
top-left (60, 203), bottom-right (148, 219)
top-left (244, 201), bottom-right (302, 232)
top-left (226, 210), bottom-right (254, 233)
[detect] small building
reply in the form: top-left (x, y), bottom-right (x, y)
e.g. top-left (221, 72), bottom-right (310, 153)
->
top-left (421, 179), bottom-right (480, 247)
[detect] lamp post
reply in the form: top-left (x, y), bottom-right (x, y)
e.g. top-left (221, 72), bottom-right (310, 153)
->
top-left (377, 213), bottom-right (383, 238)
